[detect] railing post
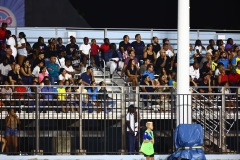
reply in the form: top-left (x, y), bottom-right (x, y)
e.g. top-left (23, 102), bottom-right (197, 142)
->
top-left (104, 29), bottom-right (107, 39)
top-left (103, 59), bottom-right (106, 82)
top-left (79, 86), bottom-right (86, 154)
top-left (35, 87), bottom-right (40, 155)
top-left (220, 87), bottom-right (227, 152)
top-left (120, 86), bottom-right (126, 154)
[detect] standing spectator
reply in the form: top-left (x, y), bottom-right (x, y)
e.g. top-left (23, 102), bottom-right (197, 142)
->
top-left (66, 36), bottom-right (79, 59)
top-left (17, 32), bottom-right (27, 66)
top-left (119, 35), bottom-right (131, 60)
top-left (47, 55), bottom-right (60, 85)
top-left (0, 23), bottom-right (7, 53)
top-left (131, 34), bottom-right (145, 62)
top-left (79, 37), bottom-right (91, 69)
top-left (56, 37), bottom-right (66, 57)
top-left (5, 108), bottom-right (20, 154)
top-left (151, 37), bottom-right (161, 56)
top-left (90, 39), bottom-right (100, 67)
top-left (126, 104), bottom-right (138, 155)
top-left (32, 36), bottom-right (47, 54)
top-left (5, 30), bottom-right (17, 59)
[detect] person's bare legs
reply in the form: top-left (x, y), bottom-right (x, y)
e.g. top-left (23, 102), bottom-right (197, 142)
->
top-left (0, 137), bottom-right (7, 152)
top-left (17, 55), bottom-right (26, 66)
top-left (5, 135), bottom-right (10, 153)
top-left (12, 136), bottom-right (18, 153)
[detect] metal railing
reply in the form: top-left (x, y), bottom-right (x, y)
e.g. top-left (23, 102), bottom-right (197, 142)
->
top-left (0, 85), bottom-right (239, 155)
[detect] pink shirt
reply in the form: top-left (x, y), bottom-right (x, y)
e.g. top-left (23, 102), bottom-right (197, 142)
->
top-left (38, 73), bottom-right (49, 83)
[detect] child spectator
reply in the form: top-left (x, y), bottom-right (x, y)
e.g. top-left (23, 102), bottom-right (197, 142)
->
top-left (90, 39), bottom-right (100, 67)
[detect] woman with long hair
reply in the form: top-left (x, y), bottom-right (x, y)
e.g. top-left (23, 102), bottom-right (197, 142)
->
top-left (126, 59), bottom-right (140, 90)
top-left (17, 32), bottom-right (27, 66)
top-left (20, 58), bottom-right (33, 85)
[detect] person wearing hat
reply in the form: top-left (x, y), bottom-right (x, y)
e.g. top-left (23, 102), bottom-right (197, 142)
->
top-left (81, 66), bottom-right (95, 87)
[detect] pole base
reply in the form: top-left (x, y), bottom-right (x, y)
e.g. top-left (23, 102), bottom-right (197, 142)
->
top-left (75, 149), bottom-right (87, 155)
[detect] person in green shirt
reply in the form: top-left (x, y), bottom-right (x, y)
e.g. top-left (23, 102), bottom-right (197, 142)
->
top-left (140, 121), bottom-right (154, 160)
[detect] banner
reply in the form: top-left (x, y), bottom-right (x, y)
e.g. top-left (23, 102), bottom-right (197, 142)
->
top-left (0, 0), bottom-right (25, 26)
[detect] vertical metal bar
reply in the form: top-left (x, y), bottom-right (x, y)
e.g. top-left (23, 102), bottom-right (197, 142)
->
top-left (236, 87), bottom-right (239, 153)
top-left (103, 60), bottom-right (106, 82)
top-left (104, 29), bottom-right (107, 39)
top-left (121, 86), bottom-right (126, 153)
top-left (220, 87), bottom-right (226, 152)
top-left (79, 87), bottom-right (83, 151)
top-left (35, 88), bottom-right (39, 155)
top-left (104, 89), bottom-right (106, 154)
top-left (170, 88), bottom-right (175, 152)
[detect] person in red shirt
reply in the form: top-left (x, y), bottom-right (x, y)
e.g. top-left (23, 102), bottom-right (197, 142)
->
top-left (100, 38), bottom-right (110, 67)
top-left (228, 68), bottom-right (240, 93)
top-left (0, 23), bottom-right (7, 52)
top-left (90, 39), bottom-right (100, 67)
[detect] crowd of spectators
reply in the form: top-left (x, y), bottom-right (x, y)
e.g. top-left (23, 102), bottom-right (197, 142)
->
top-left (0, 22), bottom-right (240, 113)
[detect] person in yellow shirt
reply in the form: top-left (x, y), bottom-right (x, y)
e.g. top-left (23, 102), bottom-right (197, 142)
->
top-left (57, 80), bottom-right (66, 112)
top-left (235, 61), bottom-right (240, 74)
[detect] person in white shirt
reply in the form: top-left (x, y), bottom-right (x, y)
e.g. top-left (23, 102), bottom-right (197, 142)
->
top-left (17, 32), bottom-right (27, 66)
top-left (79, 37), bottom-right (91, 68)
top-left (0, 59), bottom-right (12, 83)
top-left (5, 30), bottom-right (17, 59)
top-left (64, 59), bottom-right (75, 77)
top-left (58, 68), bottom-right (74, 84)
top-left (189, 62), bottom-right (200, 81)
top-left (32, 60), bottom-right (44, 77)
top-left (56, 50), bottom-right (65, 68)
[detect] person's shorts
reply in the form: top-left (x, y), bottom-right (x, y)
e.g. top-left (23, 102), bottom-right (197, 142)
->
top-left (5, 128), bottom-right (18, 136)
top-left (144, 154), bottom-right (154, 157)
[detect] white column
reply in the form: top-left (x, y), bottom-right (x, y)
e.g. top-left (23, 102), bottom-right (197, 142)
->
top-left (177, 0), bottom-right (191, 125)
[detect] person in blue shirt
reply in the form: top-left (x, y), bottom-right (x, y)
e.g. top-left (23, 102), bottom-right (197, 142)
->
top-left (81, 66), bottom-right (95, 88)
top-left (218, 52), bottom-right (229, 70)
top-left (40, 76), bottom-right (56, 112)
top-left (47, 55), bottom-right (60, 85)
top-left (104, 43), bottom-right (124, 78)
top-left (142, 64), bottom-right (155, 82)
top-left (87, 81), bottom-right (101, 112)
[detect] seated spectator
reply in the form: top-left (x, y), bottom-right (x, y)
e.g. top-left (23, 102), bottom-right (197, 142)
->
top-left (125, 59), bottom-right (140, 90)
top-left (46, 38), bottom-right (57, 59)
top-left (121, 49), bottom-right (139, 77)
top-left (87, 81), bottom-right (101, 112)
top-left (57, 80), bottom-right (67, 113)
top-left (38, 66), bottom-right (49, 83)
top-left (155, 49), bottom-right (171, 75)
top-left (140, 75), bottom-right (156, 109)
top-left (56, 50), bottom-right (66, 68)
top-left (47, 55), bottom-right (60, 85)
top-left (40, 77), bottom-right (56, 112)
top-left (58, 68), bottom-right (74, 85)
top-left (64, 59), bottom-right (75, 77)
top-left (97, 81), bottom-right (116, 113)
top-left (32, 36), bottom-right (47, 55)
top-left (90, 39), bottom-right (100, 67)
top-left (200, 61), bottom-right (212, 80)
top-left (218, 68), bottom-right (228, 86)
top-left (14, 79), bottom-right (27, 112)
top-left (65, 87), bottom-right (76, 113)
top-left (235, 61), bottom-right (240, 74)
top-left (8, 64), bottom-right (21, 85)
top-left (79, 37), bottom-right (91, 69)
top-left (231, 50), bottom-right (240, 67)
top-left (142, 64), bottom-right (155, 82)
top-left (0, 58), bottom-right (12, 83)
top-left (81, 66), bottom-right (95, 87)
top-left (26, 80), bottom-right (38, 113)
top-left (20, 58), bottom-right (33, 85)
top-left (32, 60), bottom-right (44, 78)
top-left (189, 62), bottom-right (200, 82)
top-left (139, 58), bottom-right (150, 75)
top-left (151, 36), bottom-right (161, 57)
top-left (1, 47), bottom-right (15, 69)
top-left (75, 84), bottom-right (94, 113)
top-left (104, 43), bottom-right (124, 78)
top-left (70, 50), bottom-right (82, 73)
top-left (218, 51), bottom-right (230, 70)
top-left (198, 74), bottom-right (212, 93)
top-left (228, 68), bottom-right (240, 87)
top-left (32, 52), bottom-right (45, 69)
top-left (1, 81), bottom-right (13, 106)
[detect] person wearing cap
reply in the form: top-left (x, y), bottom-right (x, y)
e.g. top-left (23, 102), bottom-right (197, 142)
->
top-left (79, 37), bottom-right (91, 69)
top-left (126, 104), bottom-right (140, 155)
top-left (80, 66), bottom-right (95, 87)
